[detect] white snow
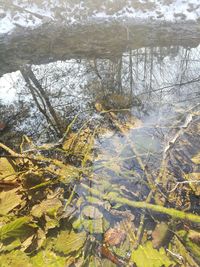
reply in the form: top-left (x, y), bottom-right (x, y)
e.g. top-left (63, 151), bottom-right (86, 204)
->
top-left (0, 0), bottom-right (199, 35)
top-left (0, 13), bottom-right (15, 34)
top-left (0, 72), bottom-right (20, 103)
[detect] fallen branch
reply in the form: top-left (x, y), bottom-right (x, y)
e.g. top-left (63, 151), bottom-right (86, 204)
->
top-left (81, 183), bottom-right (200, 224)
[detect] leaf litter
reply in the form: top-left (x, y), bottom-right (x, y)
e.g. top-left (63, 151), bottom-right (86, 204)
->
top-left (0, 105), bottom-right (199, 266)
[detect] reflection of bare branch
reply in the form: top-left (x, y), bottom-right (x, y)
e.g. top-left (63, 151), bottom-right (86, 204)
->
top-left (138, 75), bottom-right (200, 96)
top-left (21, 66), bottom-right (64, 137)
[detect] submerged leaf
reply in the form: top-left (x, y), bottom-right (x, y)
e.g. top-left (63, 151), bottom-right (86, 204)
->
top-left (112, 236), bottom-right (130, 258)
top-left (73, 207), bottom-right (110, 234)
top-left (130, 241), bottom-right (174, 267)
top-left (31, 198), bottom-right (62, 218)
top-left (152, 222), bottom-right (169, 248)
top-left (82, 218), bottom-right (110, 234)
top-left (54, 230), bottom-right (87, 255)
top-left (104, 227), bottom-right (126, 247)
top-left (82, 205), bottom-right (103, 219)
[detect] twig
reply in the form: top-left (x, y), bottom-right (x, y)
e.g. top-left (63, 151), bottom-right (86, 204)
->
top-left (167, 180), bottom-right (200, 193)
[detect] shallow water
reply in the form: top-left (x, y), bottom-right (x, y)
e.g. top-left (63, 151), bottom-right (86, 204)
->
top-left (0, 23), bottom-right (200, 267)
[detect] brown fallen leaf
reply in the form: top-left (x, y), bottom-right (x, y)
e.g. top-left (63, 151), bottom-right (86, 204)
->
top-left (152, 222), bottom-right (169, 248)
top-left (104, 227), bottom-right (126, 247)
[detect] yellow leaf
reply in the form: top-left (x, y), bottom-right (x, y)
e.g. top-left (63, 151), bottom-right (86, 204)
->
top-left (131, 241), bottom-right (174, 267)
top-left (0, 189), bottom-right (22, 215)
top-left (0, 158), bottom-right (16, 180)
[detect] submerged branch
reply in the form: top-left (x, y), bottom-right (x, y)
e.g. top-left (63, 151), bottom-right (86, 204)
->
top-left (81, 183), bottom-right (200, 224)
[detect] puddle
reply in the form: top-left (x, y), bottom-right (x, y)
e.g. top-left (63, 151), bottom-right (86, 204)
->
top-left (0, 23), bottom-right (200, 267)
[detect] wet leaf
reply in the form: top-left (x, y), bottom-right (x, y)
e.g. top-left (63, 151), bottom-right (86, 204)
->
top-left (54, 230), bottom-right (87, 255)
top-left (0, 250), bottom-right (32, 267)
top-left (0, 238), bottom-right (21, 252)
top-left (23, 172), bottom-right (44, 188)
top-left (36, 228), bottom-right (46, 249)
top-left (104, 227), bottom-right (126, 247)
top-left (31, 198), bottom-right (62, 218)
top-left (0, 158), bottom-right (16, 179)
top-left (82, 218), bottom-right (110, 234)
top-left (0, 217), bottom-right (32, 240)
top-left (62, 129), bottom-right (94, 161)
top-left (56, 164), bottom-right (80, 183)
top-left (152, 222), bottom-right (169, 248)
top-left (72, 217), bottom-right (83, 230)
top-left (112, 236), bottom-right (130, 258)
top-left (45, 215), bottom-right (60, 230)
top-left (72, 211), bottom-right (110, 234)
top-left (130, 241), bottom-right (174, 267)
top-left (82, 205), bottom-right (103, 219)
top-left (0, 189), bottom-right (23, 215)
top-left (31, 250), bottom-right (66, 267)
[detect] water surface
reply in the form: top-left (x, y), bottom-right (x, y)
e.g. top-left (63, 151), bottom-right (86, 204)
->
top-left (0, 24), bottom-right (200, 267)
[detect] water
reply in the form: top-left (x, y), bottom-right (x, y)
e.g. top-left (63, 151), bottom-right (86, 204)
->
top-left (0, 23), bottom-right (200, 267)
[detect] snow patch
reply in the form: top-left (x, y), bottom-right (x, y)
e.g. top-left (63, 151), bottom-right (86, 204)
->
top-left (0, 71), bottom-right (20, 103)
top-left (0, 0), bottom-right (200, 35)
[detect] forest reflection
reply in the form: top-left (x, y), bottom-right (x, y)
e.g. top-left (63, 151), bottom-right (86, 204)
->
top-left (0, 44), bottom-right (200, 146)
